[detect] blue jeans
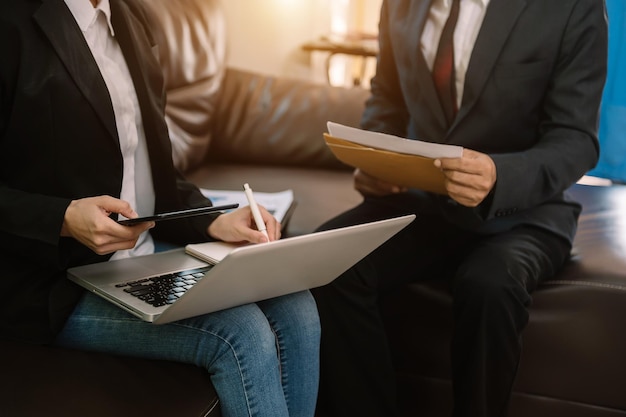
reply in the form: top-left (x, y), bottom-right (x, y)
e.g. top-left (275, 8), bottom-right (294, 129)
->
top-left (54, 289), bottom-right (321, 417)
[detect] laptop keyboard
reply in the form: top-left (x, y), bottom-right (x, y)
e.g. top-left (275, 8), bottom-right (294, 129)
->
top-left (115, 266), bottom-right (213, 308)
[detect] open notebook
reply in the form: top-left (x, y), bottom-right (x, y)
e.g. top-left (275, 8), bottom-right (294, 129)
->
top-left (67, 215), bottom-right (415, 324)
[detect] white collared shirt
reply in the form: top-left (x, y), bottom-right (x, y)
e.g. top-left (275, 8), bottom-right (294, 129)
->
top-left (64, 0), bottom-right (155, 259)
top-left (421, 0), bottom-right (490, 107)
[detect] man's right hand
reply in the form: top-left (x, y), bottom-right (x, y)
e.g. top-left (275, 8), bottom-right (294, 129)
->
top-left (60, 196), bottom-right (154, 255)
top-left (353, 168), bottom-right (407, 197)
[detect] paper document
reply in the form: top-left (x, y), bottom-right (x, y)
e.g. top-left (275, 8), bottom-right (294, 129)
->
top-left (325, 122), bottom-right (463, 195)
top-left (201, 188), bottom-right (295, 224)
top-left (327, 122), bottom-right (463, 159)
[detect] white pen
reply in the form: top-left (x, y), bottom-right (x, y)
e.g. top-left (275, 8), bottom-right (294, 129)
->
top-left (243, 183), bottom-right (270, 241)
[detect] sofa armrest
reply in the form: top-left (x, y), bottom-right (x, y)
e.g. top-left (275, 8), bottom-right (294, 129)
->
top-left (208, 67), bottom-right (371, 170)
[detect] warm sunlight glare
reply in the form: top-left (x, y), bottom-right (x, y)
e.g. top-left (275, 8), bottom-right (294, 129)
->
top-left (328, 0), bottom-right (350, 86)
top-left (607, 188), bottom-right (626, 254)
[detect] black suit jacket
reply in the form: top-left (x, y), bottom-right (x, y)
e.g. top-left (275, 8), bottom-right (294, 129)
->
top-left (0, 0), bottom-right (216, 343)
top-left (362, 0), bottom-right (607, 241)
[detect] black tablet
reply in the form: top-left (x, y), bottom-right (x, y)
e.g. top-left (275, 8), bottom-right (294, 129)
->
top-left (117, 203), bottom-right (239, 225)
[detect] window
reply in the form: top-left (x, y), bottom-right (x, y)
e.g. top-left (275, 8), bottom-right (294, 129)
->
top-left (588, 0), bottom-right (626, 183)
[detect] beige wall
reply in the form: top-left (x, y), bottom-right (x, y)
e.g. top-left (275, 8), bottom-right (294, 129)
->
top-left (222, 0), bottom-right (382, 84)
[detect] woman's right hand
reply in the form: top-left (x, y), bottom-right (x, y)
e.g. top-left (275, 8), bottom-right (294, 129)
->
top-left (60, 195), bottom-right (154, 255)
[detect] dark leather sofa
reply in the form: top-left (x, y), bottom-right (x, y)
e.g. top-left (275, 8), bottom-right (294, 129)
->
top-left (2, 0), bottom-right (625, 416)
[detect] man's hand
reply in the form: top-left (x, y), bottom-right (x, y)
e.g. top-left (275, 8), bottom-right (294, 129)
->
top-left (435, 148), bottom-right (497, 207)
top-left (61, 196), bottom-right (154, 255)
top-left (208, 205), bottom-right (281, 244)
top-left (354, 168), bottom-right (408, 197)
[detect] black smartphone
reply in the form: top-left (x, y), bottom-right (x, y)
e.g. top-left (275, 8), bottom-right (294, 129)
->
top-left (117, 203), bottom-right (239, 225)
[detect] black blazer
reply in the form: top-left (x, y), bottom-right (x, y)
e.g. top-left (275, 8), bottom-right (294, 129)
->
top-left (362, 0), bottom-right (607, 241)
top-left (0, 0), bottom-right (216, 343)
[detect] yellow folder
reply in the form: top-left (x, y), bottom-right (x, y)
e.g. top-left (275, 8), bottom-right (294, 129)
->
top-left (324, 134), bottom-right (448, 195)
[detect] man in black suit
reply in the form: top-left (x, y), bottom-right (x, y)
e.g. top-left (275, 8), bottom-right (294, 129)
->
top-left (0, 1), bottom-right (322, 415)
top-left (312, 0), bottom-right (608, 416)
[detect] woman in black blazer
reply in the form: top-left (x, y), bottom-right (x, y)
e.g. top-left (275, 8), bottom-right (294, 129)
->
top-left (0, 1), bottom-right (320, 416)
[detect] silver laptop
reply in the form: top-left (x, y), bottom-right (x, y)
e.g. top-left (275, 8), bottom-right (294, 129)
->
top-left (67, 215), bottom-right (415, 324)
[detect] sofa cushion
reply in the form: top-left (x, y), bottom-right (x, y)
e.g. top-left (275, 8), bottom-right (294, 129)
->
top-left (186, 163), bottom-right (363, 237)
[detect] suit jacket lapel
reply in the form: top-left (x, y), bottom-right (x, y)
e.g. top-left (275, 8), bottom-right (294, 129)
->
top-left (455, 0), bottom-right (526, 128)
top-left (34, 0), bottom-right (118, 143)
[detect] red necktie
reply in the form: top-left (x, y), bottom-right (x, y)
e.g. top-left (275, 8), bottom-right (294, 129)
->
top-left (432, 0), bottom-right (460, 125)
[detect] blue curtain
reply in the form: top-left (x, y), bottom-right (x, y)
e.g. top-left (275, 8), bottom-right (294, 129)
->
top-left (588, 0), bottom-right (626, 182)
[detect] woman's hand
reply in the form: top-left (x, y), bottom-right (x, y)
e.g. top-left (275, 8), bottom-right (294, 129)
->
top-left (61, 196), bottom-right (154, 255)
top-left (208, 205), bottom-right (281, 244)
